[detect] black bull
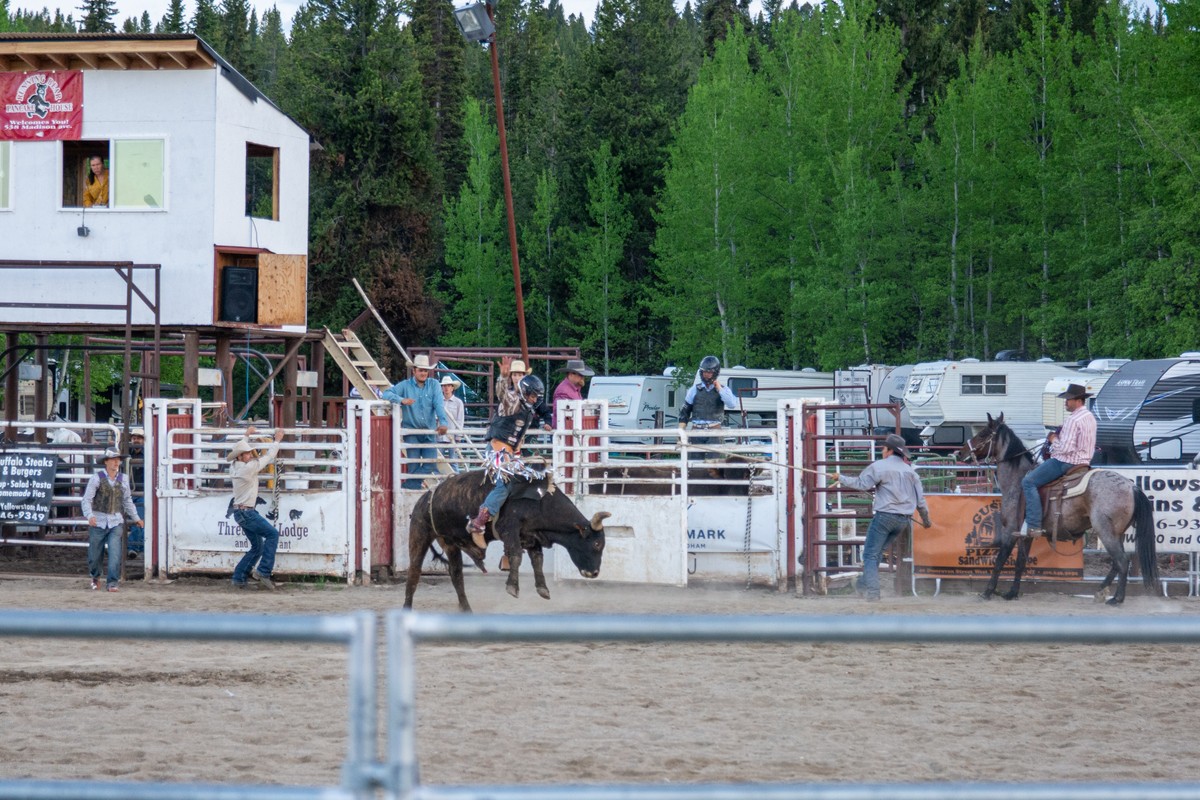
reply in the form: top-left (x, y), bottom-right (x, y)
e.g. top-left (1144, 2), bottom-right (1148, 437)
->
top-left (403, 470), bottom-right (609, 612)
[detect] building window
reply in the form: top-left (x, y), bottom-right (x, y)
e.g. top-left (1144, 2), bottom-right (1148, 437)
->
top-left (246, 142), bottom-right (278, 220)
top-left (962, 375), bottom-right (1006, 395)
top-left (0, 142), bottom-right (10, 209)
top-left (61, 138), bottom-right (163, 209)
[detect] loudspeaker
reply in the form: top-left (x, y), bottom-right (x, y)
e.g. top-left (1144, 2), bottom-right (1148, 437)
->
top-left (219, 266), bottom-right (258, 323)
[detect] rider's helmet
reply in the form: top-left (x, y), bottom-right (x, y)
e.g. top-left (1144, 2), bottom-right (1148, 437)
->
top-left (699, 355), bottom-right (721, 386)
top-left (518, 374), bottom-right (545, 406)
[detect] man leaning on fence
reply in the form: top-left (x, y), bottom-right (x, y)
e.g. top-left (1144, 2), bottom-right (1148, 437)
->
top-left (830, 434), bottom-right (931, 602)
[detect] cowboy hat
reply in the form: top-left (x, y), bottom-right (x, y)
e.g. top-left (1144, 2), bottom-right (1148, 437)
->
top-left (227, 439), bottom-right (257, 461)
top-left (508, 359), bottom-right (532, 375)
top-left (556, 358), bottom-right (595, 377)
top-left (129, 427), bottom-right (145, 438)
top-left (97, 448), bottom-right (123, 464)
top-left (1057, 383), bottom-right (1092, 400)
top-left (406, 354), bottom-right (435, 370)
top-left (882, 433), bottom-right (908, 459)
top-left (439, 375), bottom-right (461, 388)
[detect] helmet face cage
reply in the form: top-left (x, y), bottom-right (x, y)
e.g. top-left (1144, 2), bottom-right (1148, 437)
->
top-left (518, 375), bottom-right (545, 404)
top-left (699, 355), bottom-right (721, 385)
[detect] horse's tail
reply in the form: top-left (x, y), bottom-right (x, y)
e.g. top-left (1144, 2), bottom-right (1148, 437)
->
top-left (1133, 488), bottom-right (1158, 591)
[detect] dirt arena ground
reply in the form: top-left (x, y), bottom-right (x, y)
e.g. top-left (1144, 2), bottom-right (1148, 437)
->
top-left (2, 568), bottom-right (1200, 789)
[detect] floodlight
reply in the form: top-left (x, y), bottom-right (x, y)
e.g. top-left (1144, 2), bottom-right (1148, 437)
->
top-left (453, 3), bottom-right (494, 43)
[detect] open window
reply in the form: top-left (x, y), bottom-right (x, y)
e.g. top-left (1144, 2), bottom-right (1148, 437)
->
top-left (61, 138), bottom-right (163, 209)
top-left (246, 142), bottom-right (279, 220)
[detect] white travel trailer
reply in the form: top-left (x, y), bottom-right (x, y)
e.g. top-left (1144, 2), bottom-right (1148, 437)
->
top-left (834, 363), bottom-right (919, 443)
top-left (904, 358), bottom-right (1095, 447)
top-left (1094, 354), bottom-right (1200, 464)
top-left (1041, 360), bottom-right (1129, 430)
top-left (586, 375), bottom-right (683, 433)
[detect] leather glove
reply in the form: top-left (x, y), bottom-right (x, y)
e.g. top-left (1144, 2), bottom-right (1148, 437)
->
top-left (919, 509), bottom-right (932, 529)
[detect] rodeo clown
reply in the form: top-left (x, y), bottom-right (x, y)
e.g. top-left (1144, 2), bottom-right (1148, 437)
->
top-left (465, 374), bottom-right (554, 551)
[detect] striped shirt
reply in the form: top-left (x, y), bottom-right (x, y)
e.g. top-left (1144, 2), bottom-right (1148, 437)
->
top-left (1052, 405), bottom-right (1097, 465)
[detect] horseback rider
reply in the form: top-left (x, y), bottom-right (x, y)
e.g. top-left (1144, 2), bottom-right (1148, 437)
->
top-left (466, 374), bottom-right (553, 549)
top-left (1019, 383), bottom-right (1097, 537)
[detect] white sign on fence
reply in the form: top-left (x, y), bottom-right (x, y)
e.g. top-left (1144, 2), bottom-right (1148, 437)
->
top-left (1107, 467), bottom-right (1200, 553)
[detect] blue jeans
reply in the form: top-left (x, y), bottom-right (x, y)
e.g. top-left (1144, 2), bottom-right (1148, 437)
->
top-left (88, 525), bottom-right (123, 588)
top-left (482, 478), bottom-right (511, 516)
top-left (232, 508), bottom-right (280, 583)
top-left (856, 512), bottom-right (911, 598)
top-left (403, 433), bottom-right (437, 489)
top-left (1021, 458), bottom-right (1071, 529)
top-left (127, 497), bottom-right (145, 555)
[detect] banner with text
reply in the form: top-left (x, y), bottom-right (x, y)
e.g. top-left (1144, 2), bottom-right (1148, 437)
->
top-left (914, 494), bottom-right (1083, 580)
top-left (0, 453), bottom-right (57, 524)
top-left (1104, 467), bottom-right (1200, 553)
top-left (1, 71), bottom-right (83, 140)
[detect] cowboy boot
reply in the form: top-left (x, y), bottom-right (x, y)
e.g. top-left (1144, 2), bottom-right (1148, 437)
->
top-left (466, 505), bottom-right (491, 549)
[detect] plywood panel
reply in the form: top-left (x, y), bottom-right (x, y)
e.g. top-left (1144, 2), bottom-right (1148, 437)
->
top-left (257, 253), bottom-right (307, 326)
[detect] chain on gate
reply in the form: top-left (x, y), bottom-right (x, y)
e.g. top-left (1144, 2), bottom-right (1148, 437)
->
top-left (743, 491), bottom-right (753, 589)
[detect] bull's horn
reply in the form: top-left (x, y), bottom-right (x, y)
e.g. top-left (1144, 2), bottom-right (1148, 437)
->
top-left (590, 511), bottom-right (612, 531)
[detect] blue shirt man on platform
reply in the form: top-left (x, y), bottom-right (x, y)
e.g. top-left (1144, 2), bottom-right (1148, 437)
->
top-left (382, 354), bottom-right (450, 489)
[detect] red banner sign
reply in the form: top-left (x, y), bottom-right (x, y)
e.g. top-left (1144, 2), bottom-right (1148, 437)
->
top-left (1, 71), bottom-right (83, 140)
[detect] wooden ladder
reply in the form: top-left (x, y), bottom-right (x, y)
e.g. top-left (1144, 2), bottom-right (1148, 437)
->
top-left (323, 328), bottom-right (393, 399)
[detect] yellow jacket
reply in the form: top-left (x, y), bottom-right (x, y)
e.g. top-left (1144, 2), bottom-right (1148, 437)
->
top-left (83, 173), bottom-right (109, 207)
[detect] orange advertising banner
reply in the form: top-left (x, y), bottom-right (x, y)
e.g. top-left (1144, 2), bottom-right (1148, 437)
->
top-left (914, 495), bottom-right (1083, 580)
top-left (1, 71), bottom-right (83, 140)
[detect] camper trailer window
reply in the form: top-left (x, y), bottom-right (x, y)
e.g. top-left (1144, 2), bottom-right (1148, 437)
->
top-left (926, 376), bottom-right (941, 394)
top-left (962, 374), bottom-right (1006, 395)
top-left (908, 376), bottom-right (923, 393)
top-left (727, 377), bottom-right (757, 399)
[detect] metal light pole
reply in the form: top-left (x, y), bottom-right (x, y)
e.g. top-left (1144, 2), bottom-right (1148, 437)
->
top-left (453, 1), bottom-right (530, 365)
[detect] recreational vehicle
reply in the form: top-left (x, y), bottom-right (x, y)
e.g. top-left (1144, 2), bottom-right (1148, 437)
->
top-left (835, 363), bottom-right (919, 444)
top-left (1041, 360), bottom-right (1128, 431)
top-left (904, 358), bottom-right (1100, 447)
top-left (1093, 354), bottom-right (1200, 464)
top-left (586, 375), bottom-right (683, 432)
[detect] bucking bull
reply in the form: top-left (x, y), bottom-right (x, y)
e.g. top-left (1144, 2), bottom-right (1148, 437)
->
top-left (403, 469), bottom-right (609, 612)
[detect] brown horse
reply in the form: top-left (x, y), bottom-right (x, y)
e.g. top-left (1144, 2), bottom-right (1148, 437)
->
top-left (958, 413), bottom-right (1158, 605)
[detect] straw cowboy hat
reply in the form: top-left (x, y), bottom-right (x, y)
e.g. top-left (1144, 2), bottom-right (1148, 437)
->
top-left (1057, 383), bottom-right (1092, 400)
top-left (227, 439), bottom-right (260, 461)
top-left (439, 375), bottom-right (461, 389)
top-left (406, 354), bottom-right (435, 370)
top-left (557, 358), bottom-right (595, 377)
top-left (129, 427), bottom-right (145, 437)
top-left (508, 359), bottom-right (532, 374)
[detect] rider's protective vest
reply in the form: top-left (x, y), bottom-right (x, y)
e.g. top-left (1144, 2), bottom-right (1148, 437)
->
top-left (686, 385), bottom-right (727, 425)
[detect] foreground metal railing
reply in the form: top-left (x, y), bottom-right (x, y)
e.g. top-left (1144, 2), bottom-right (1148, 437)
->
top-left (386, 612), bottom-right (1200, 800)
top-left (7, 610), bottom-right (1200, 799)
top-left (0, 610), bottom-right (377, 800)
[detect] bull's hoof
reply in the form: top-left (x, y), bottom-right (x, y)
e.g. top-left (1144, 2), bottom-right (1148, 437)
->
top-left (1105, 595), bottom-right (1124, 606)
top-left (1001, 592), bottom-right (1019, 601)
top-left (1094, 588), bottom-right (1110, 603)
top-left (979, 592), bottom-right (993, 601)
top-left (536, 585), bottom-right (550, 600)
top-left (506, 583), bottom-right (519, 599)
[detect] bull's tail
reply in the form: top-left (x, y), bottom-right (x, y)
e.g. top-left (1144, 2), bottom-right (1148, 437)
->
top-left (1133, 488), bottom-right (1158, 591)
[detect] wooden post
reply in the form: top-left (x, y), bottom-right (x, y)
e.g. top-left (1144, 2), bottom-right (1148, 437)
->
top-left (311, 339), bottom-right (326, 428)
top-left (34, 333), bottom-right (48, 444)
top-left (183, 330), bottom-right (200, 398)
top-left (215, 335), bottom-right (232, 422)
top-left (3, 332), bottom-right (17, 441)
top-left (282, 348), bottom-right (298, 429)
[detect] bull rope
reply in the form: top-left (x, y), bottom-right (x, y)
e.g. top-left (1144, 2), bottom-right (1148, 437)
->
top-left (679, 442), bottom-right (826, 476)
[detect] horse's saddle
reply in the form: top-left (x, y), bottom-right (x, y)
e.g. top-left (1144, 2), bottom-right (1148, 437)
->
top-left (1037, 465), bottom-right (1096, 539)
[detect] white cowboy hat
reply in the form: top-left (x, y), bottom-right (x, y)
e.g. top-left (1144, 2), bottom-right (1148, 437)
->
top-left (509, 359), bottom-right (532, 374)
top-left (227, 439), bottom-right (257, 461)
top-left (440, 375), bottom-right (461, 388)
top-left (406, 354), bottom-right (435, 370)
top-left (129, 427), bottom-right (145, 437)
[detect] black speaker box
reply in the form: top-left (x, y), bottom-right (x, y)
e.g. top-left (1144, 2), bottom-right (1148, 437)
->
top-left (219, 266), bottom-right (258, 323)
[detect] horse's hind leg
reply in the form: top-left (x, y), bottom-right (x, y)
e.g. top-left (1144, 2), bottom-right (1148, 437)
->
top-left (1096, 523), bottom-right (1131, 605)
top-left (1001, 538), bottom-right (1034, 601)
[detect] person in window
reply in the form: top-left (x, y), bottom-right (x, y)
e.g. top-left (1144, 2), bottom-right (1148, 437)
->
top-left (83, 155), bottom-right (109, 208)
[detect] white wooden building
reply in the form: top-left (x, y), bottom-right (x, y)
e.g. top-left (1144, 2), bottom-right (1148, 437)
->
top-left (0, 34), bottom-right (309, 331)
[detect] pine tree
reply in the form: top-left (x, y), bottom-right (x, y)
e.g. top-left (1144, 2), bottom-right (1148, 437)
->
top-left (159, 0), bottom-right (185, 33)
top-left (191, 0), bottom-right (221, 50)
top-left (220, 0), bottom-right (251, 71)
top-left (409, 0), bottom-right (467, 204)
top-left (78, 0), bottom-right (117, 32)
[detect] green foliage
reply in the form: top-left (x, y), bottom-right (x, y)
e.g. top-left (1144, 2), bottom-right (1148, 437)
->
top-left (77, 0), bottom-right (116, 31)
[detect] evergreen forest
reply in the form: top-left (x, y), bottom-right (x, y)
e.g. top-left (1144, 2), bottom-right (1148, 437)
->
top-left (4, 0), bottom-right (1198, 376)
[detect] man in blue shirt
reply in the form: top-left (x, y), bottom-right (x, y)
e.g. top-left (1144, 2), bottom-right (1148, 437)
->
top-left (678, 355), bottom-right (738, 458)
top-left (382, 354), bottom-right (450, 489)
